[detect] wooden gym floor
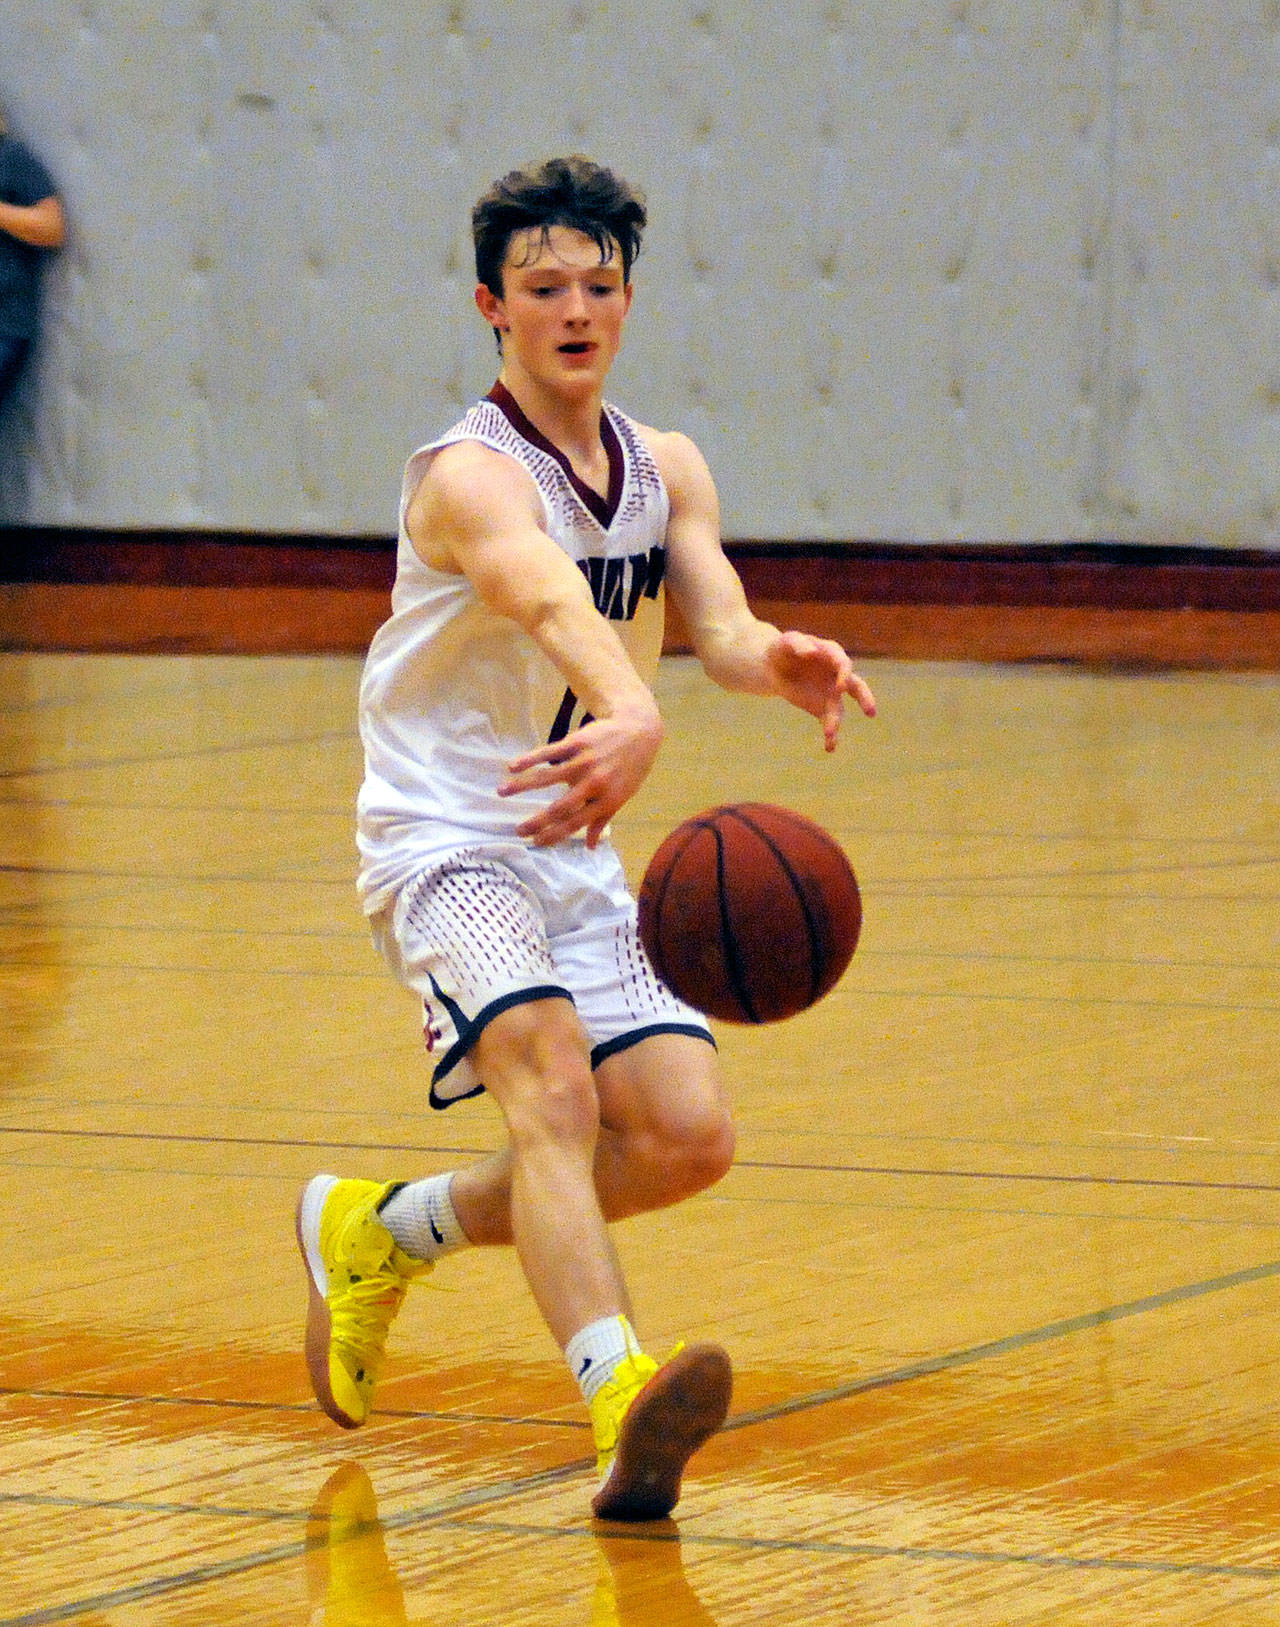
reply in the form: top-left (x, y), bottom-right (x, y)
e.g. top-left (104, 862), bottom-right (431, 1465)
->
top-left (2, 647), bottom-right (1279, 1624)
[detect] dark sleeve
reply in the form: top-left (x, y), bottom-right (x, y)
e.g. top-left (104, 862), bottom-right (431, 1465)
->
top-left (2, 142), bottom-right (58, 208)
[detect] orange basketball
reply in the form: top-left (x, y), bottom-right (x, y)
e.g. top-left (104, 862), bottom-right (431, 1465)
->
top-left (637, 803), bottom-right (862, 1023)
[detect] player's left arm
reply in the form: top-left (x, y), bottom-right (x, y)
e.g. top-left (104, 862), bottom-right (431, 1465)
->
top-left (650, 429), bottom-right (876, 751)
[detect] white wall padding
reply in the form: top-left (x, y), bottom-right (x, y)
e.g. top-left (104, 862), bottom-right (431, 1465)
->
top-left (0, 1), bottom-right (1275, 547)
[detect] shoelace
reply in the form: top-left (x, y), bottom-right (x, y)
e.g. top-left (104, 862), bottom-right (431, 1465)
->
top-left (330, 1274), bottom-right (407, 1361)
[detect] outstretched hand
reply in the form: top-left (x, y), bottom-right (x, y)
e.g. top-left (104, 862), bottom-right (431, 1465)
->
top-left (766, 630), bottom-right (877, 750)
top-left (498, 703), bottom-right (664, 847)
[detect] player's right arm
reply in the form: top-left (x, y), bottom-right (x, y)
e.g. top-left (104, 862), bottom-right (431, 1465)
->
top-left (405, 442), bottom-right (663, 846)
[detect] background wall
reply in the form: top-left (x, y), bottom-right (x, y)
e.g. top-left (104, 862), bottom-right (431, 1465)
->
top-left (1, 1), bottom-right (1276, 548)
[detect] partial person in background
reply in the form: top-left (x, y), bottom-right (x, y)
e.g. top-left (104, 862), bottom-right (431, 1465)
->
top-left (0, 105), bottom-right (66, 413)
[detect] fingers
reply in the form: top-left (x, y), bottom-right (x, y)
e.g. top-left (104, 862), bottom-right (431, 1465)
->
top-left (775, 633), bottom-right (877, 718)
top-left (819, 671), bottom-right (877, 751)
top-left (499, 712), bottom-right (660, 845)
top-left (498, 762), bottom-right (564, 797)
top-left (516, 788), bottom-right (611, 847)
top-left (818, 641), bottom-right (876, 720)
top-left (846, 671), bottom-right (877, 718)
top-left (822, 694), bottom-right (843, 752)
top-left (816, 644), bottom-right (877, 726)
top-left (498, 740), bottom-right (575, 794)
top-left (501, 736), bottom-right (615, 845)
top-left (776, 637), bottom-right (877, 750)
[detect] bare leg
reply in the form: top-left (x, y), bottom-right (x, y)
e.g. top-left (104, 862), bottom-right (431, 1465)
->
top-left (468, 996), bottom-right (626, 1347)
top-left (427, 1009), bottom-right (735, 1518)
top-left (450, 1031), bottom-right (734, 1251)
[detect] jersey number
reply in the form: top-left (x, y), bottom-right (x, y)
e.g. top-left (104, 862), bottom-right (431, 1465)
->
top-left (546, 546), bottom-right (666, 745)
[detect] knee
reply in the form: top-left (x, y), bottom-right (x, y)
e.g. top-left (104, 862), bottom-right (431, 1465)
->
top-left (477, 999), bottom-right (600, 1149)
top-left (643, 1097), bottom-right (736, 1202)
top-left (683, 1103), bottom-right (737, 1194)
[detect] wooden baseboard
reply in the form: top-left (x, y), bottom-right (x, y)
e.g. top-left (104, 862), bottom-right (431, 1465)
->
top-left (3, 529), bottom-right (1280, 667)
top-left (0, 581), bottom-right (391, 655)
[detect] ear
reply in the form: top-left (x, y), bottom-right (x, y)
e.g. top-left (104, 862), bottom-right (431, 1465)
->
top-left (475, 283), bottom-right (507, 330)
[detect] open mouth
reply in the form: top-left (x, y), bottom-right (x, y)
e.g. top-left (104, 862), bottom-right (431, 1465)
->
top-left (558, 342), bottom-right (593, 355)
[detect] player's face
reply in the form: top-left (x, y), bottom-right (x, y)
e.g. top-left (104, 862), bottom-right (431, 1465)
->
top-left (476, 226), bottom-right (633, 396)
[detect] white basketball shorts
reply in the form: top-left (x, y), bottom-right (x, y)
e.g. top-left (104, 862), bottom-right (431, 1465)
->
top-left (370, 837), bottom-right (714, 1108)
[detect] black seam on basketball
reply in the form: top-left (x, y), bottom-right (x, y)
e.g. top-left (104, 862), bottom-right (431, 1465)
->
top-left (714, 821), bottom-right (760, 1023)
top-left (724, 806), bottom-right (827, 1006)
top-left (644, 817), bottom-right (708, 972)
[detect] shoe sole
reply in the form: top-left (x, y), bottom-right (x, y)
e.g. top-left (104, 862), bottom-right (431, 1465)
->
top-left (295, 1173), bottom-right (363, 1430)
top-left (591, 1343), bottom-right (732, 1521)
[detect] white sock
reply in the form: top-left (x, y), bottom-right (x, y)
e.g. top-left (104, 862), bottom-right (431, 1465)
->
top-left (565, 1314), bottom-right (642, 1404)
top-left (378, 1174), bottom-right (468, 1263)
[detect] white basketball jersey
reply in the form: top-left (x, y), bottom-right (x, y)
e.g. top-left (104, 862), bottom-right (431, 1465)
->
top-left (356, 386), bottom-right (670, 913)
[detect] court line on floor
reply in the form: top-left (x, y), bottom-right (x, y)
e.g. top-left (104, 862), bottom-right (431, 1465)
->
top-left (0, 1468), bottom-right (581, 1627)
top-left (874, 851), bottom-right (1280, 886)
top-left (852, 983), bottom-right (1280, 1012)
top-left (0, 862), bottom-right (350, 887)
top-left (7, 1478), bottom-right (1280, 1627)
top-left (735, 1156), bottom-right (1280, 1195)
top-left (449, 1517), bottom-right (1280, 1583)
top-left (9, 908), bottom-right (1280, 976)
top-left (0, 729), bottom-right (355, 782)
top-left (875, 885), bottom-right (1280, 903)
top-left (7, 941), bottom-right (1277, 1002)
top-left (6, 1123), bottom-right (1280, 1196)
top-left (4, 1254), bottom-right (1279, 1625)
top-left (0, 1387), bottom-right (585, 1431)
top-left (0, 1124), bottom-right (494, 1159)
top-left (721, 1254), bottom-right (1280, 1428)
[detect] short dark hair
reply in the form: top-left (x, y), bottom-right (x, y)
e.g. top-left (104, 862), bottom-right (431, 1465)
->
top-left (472, 155), bottom-right (647, 298)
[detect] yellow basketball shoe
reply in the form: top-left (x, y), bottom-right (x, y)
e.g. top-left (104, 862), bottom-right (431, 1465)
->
top-left (590, 1343), bottom-right (732, 1521)
top-left (296, 1174), bottom-right (430, 1429)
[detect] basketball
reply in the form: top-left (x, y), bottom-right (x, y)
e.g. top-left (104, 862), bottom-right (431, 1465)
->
top-left (637, 802), bottom-right (862, 1024)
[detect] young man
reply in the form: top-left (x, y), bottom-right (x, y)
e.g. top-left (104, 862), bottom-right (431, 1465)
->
top-left (296, 156), bottom-right (876, 1520)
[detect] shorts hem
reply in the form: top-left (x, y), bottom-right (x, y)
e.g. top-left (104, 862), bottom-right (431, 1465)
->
top-left (589, 1022), bottom-right (717, 1071)
top-left (428, 983), bottom-right (575, 1109)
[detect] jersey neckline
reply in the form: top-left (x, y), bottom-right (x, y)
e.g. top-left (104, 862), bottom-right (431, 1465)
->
top-left (486, 381), bottom-right (625, 530)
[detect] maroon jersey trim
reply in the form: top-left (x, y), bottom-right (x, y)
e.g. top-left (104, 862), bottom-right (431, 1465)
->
top-left (486, 380), bottom-right (624, 530)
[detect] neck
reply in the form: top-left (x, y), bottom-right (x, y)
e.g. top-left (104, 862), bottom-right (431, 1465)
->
top-left (496, 363), bottom-right (605, 461)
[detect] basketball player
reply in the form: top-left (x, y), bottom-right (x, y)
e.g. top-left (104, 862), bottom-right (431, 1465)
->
top-left (296, 156), bottom-right (876, 1520)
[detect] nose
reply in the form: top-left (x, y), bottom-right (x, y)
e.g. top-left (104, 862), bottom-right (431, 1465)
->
top-left (564, 282), bottom-right (589, 322)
